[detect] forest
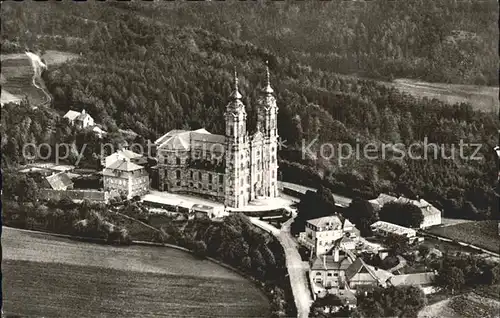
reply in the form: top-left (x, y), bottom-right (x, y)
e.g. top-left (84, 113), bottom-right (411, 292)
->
top-left (1, 1), bottom-right (498, 221)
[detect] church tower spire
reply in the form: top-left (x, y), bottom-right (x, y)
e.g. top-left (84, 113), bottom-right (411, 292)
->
top-left (230, 68), bottom-right (243, 100)
top-left (262, 60), bottom-right (274, 95)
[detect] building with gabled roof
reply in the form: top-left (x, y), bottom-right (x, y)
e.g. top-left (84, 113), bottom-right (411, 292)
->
top-left (103, 148), bottom-right (147, 167)
top-left (63, 109), bottom-right (94, 129)
top-left (310, 245), bottom-right (391, 300)
top-left (102, 157), bottom-right (149, 199)
top-left (154, 65), bottom-right (279, 209)
top-left (388, 272), bottom-right (435, 287)
top-left (43, 172), bottom-right (74, 190)
top-left (394, 197), bottom-right (442, 228)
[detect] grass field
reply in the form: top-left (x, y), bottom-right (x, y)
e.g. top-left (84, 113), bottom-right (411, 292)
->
top-left (390, 78), bottom-right (499, 113)
top-left (2, 227), bottom-right (270, 318)
top-left (427, 220), bottom-right (500, 254)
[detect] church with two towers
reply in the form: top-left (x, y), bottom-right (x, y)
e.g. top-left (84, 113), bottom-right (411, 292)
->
top-left (154, 64), bottom-right (279, 208)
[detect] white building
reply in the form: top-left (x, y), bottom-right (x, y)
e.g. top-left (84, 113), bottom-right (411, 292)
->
top-left (63, 109), bottom-right (95, 129)
top-left (154, 66), bottom-right (279, 209)
top-left (370, 221), bottom-right (419, 244)
top-left (102, 158), bottom-right (149, 199)
top-left (299, 215), bottom-right (360, 255)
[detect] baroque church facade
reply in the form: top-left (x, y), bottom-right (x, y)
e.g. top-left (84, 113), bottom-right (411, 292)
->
top-left (154, 65), bottom-right (279, 208)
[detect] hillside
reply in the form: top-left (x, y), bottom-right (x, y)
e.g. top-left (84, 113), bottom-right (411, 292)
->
top-left (1, 1), bottom-right (498, 221)
top-left (0, 50), bottom-right (78, 107)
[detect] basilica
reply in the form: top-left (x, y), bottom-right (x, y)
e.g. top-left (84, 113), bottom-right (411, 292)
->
top-left (154, 64), bottom-right (279, 208)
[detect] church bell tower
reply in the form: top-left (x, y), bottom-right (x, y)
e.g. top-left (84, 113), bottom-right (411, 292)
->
top-left (257, 61), bottom-right (279, 198)
top-left (224, 70), bottom-right (250, 208)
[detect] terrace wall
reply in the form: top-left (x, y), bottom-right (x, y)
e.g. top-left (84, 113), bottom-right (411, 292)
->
top-left (40, 189), bottom-right (109, 202)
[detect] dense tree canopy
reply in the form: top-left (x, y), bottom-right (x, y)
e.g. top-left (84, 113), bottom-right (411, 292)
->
top-left (291, 187), bottom-right (337, 235)
top-left (356, 286), bottom-right (426, 318)
top-left (1, 1), bottom-right (498, 222)
top-left (379, 202), bottom-right (424, 228)
top-left (343, 198), bottom-right (378, 236)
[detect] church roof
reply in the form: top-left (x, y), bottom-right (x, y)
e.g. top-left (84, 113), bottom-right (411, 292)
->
top-left (155, 128), bottom-right (225, 152)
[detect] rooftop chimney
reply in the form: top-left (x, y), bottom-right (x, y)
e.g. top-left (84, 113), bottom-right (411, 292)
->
top-left (334, 247), bottom-right (340, 262)
top-left (82, 109), bottom-right (86, 114)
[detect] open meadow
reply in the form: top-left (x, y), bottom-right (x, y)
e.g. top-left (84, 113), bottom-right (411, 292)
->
top-left (427, 220), bottom-right (500, 254)
top-left (2, 227), bottom-right (270, 318)
top-left (390, 78), bottom-right (499, 113)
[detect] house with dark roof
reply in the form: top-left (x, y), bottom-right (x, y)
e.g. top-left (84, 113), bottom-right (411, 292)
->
top-left (43, 172), bottom-right (74, 191)
top-left (102, 158), bottom-right (149, 199)
top-left (310, 245), bottom-right (392, 300)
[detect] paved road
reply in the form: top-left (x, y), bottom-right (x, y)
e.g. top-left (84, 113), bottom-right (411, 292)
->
top-left (251, 216), bottom-right (313, 318)
top-left (278, 181), bottom-right (352, 207)
top-left (278, 218), bottom-right (313, 318)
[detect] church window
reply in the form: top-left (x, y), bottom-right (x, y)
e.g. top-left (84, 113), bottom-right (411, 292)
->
top-left (176, 170), bottom-right (181, 179)
top-left (240, 163), bottom-right (244, 170)
top-left (198, 183), bottom-right (202, 189)
top-left (176, 158), bottom-right (181, 165)
top-left (316, 272), bottom-right (322, 276)
top-left (190, 171), bottom-right (193, 179)
top-left (219, 175), bottom-right (223, 184)
top-left (247, 161), bottom-right (250, 169)
top-left (257, 160), bottom-right (261, 168)
top-left (176, 181), bottom-right (181, 186)
top-left (240, 178), bottom-right (243, 186)
top-left (208, 185), bottom-right (212, 190)
top-left (327, 273), bottom-right (332, 277)
top-left (272, 156), bottom-right (275, 163)
top-left (198, 172), bottom-right (202, 180)
top-left (209, 174), bottom-right (213, 183)
top-left (190, 182), bottom-right (193, 187)
top-left (272, 170), bottom-right (275, 178)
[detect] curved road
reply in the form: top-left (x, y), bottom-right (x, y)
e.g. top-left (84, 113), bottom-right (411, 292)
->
top-left (250, 217), bottom-right (313, 318)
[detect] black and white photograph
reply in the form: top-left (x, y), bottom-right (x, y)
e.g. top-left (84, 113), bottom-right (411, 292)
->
top-left (1, 1), bottom-right (499, 317)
